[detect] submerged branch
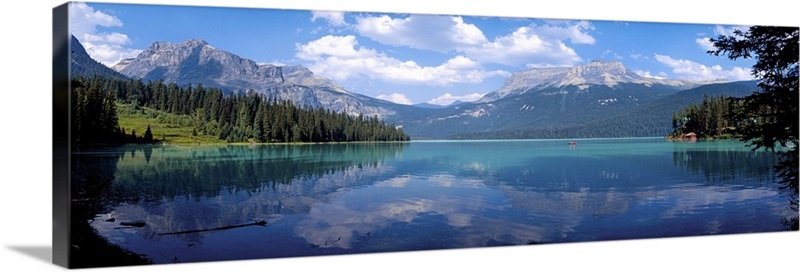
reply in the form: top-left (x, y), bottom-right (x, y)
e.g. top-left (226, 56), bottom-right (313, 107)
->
top-left (158, 220), bottom-right (267, 236)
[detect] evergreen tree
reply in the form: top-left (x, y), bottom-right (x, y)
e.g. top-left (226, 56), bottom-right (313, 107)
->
top-left (669, 95), bottom-right (740, 139)
top-left (710, 26), bottom-right (798, 215)
top-left (144, 124), bottom-right (154, 142)
top-left (71, 74), bottom-right (410, 145)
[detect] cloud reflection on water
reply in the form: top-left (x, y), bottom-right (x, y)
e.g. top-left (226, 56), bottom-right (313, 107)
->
top-left (83, 140), bottom-right (792, 263)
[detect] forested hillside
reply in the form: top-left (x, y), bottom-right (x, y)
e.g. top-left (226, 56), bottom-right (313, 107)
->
top-left (450, 81), bottom-right (758, 139)
top-left (667, 94), bottom-right (753, 139)
top-left (71, 75), bottom-right (409, 146)
top-left (69, 36), bottom-right (128, 80)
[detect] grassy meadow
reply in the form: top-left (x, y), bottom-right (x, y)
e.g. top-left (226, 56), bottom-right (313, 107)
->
top-left (116, 103), bottom-right (226, 144)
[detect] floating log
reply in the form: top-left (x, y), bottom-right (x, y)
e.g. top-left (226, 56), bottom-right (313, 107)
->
top-left (158, 220), bottom-right (267, 236)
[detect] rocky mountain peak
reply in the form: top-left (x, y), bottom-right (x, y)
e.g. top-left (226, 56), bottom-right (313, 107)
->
top-left (578, 60), bottom-right (628, 77)
top-left (559, 60), bottom-right (641, 86)
top-left (146, 39), bottom-right (208, 51)
top-left (113, 39), bottom-right (265, 83)
top-left (479, 60), bottom-right (716, 102)
top-left (109, 39), bottom-right (395, 118)
top-left (182, 39), bottom-right (209, 47)
top-left (586, 59), bottom-right (625, 69)
top-left (70, 35), bottom-right (89, 56)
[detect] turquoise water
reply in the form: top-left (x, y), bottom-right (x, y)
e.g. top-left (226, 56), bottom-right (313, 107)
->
top-left (73, 138), bottom-right (796, 264)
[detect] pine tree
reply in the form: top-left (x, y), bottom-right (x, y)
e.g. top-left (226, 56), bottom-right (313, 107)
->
top-left (710, 26), bottom-right (798, 214)
top-left (144, 124), bottom-right (154, 142)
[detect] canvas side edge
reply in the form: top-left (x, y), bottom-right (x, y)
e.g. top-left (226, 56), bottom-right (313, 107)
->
top-left (52, 2), bottom-right (71, 268)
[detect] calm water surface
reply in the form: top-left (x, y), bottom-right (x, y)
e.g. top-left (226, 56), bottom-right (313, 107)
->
top-left (73, 138), bottom-right (795, 263)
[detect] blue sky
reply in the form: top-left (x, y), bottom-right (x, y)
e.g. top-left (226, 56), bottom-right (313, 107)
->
top-left (70, 2), bottom-right (756, 106)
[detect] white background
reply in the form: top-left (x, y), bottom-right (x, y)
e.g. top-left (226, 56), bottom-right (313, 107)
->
top-left (0, 0), bottom-right (798, 271)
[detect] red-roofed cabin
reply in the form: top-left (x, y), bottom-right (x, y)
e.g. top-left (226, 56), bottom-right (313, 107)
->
top-left (683, 132), bottom-right (697, 141)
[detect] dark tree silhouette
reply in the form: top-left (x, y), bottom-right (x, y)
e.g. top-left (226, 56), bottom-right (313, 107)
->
top-left (709, 26), bottom-right (798, 213)
top-left (144, 124), bottom-right (154, 142)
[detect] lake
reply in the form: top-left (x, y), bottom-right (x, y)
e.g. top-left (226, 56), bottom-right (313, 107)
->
top-left (72, 138), bottom-right (796, 264)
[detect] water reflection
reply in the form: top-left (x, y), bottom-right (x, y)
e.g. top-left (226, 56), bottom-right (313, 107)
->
top-left (80, 143), bottom-right (408, 262)
top-left (72, 150), bottom-right (121, 219)
top-left (672, 141), bottom-right (777, 183)
top-left (108, 143), bottom-right (408, 200)
top-left (469, 140), bottom-right (789, 242)
top-left (74, 139), bottom-right (794, 264)
top-left (70, 148), bottom-right (154, 267)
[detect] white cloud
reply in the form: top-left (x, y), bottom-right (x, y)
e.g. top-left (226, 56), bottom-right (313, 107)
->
top-left (311, 11), bottom-right (347, 27)
top-left (68, 2), bottom-right (122, 35)
top-left (258, 60), bottom-right (287, 66)
top-left (427, 93), bottom-right (484, 106)
top-left (654, 54), bottom-right (753, 81)
top-left (695, 25), bottom-right (749, 53)
top-left (713, 25), bottom-right (750, 37)
top-left (69, 2), bottom-right (141, 66)
top-left (630, 53), bottom-right (648, 60)
top-left (602, 49), bottom-right (623, 60)
top-left (464, 26), bottom-right (584, 67)
top-left (376, 93), bottom-right (413, 105)
top-left (696, 37), bottom-right (716, 51)
top-left (356, 15), bottom-right (487, 52)
top-left (634, 70), bottom-right (666, 80)
top-left (356, 14), bottom-right (593, 67)
top-left (530, 20), bottom-right (596, 45)
top-left (296, 35), bottom-right (371, 61)
top-left (375, 176), bottom-right (412, 187)
top-left (296, 35), bottom-right (509, 85)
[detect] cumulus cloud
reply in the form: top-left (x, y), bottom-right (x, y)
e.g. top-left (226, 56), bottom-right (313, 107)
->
top-left (465, 26), bottom-right (584, 67)
top-left (356, 14), bottom-right (593, 67)
top-left (654, 54), bottom-right (753, 81)
top-left (296, 35), bottom-right (509, 85)
top-left (69, 2), bottom-right (141, 66)
top-left (68, 3), bottom-right (121, 35)
top-left (356, 15), bottom-right (487, 52)
top-left (376, 93), bottom-right (413, 105)
top-left (427, 93), bottom-right (484, 106)
top-left (696, 37), bottom-right (716, 51)
top-left (530, 20), bottom-right (596, 45)
top-left (311, 11), bottom-right (347, 27)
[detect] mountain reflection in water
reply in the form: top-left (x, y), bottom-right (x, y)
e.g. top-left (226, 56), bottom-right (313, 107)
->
top-left (73, 139), bottom-right (795, 264)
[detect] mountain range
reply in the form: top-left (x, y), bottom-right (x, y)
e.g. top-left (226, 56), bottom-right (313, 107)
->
top-left (388, 60), bottom-right (752, 139)
top-left (70, 36), bottom-right (758, 140)
top-left (477, 60), bottom-right (721, 103)
top-left (111, 39), bottom-right (408, 118)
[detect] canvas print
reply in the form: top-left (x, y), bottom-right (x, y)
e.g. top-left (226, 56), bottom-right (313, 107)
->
top-left (53, 1), bottom-right (798, 268)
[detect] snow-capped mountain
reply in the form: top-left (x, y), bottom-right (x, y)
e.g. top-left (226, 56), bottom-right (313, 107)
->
top-left (479, 60), bottom-right (721, 102)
